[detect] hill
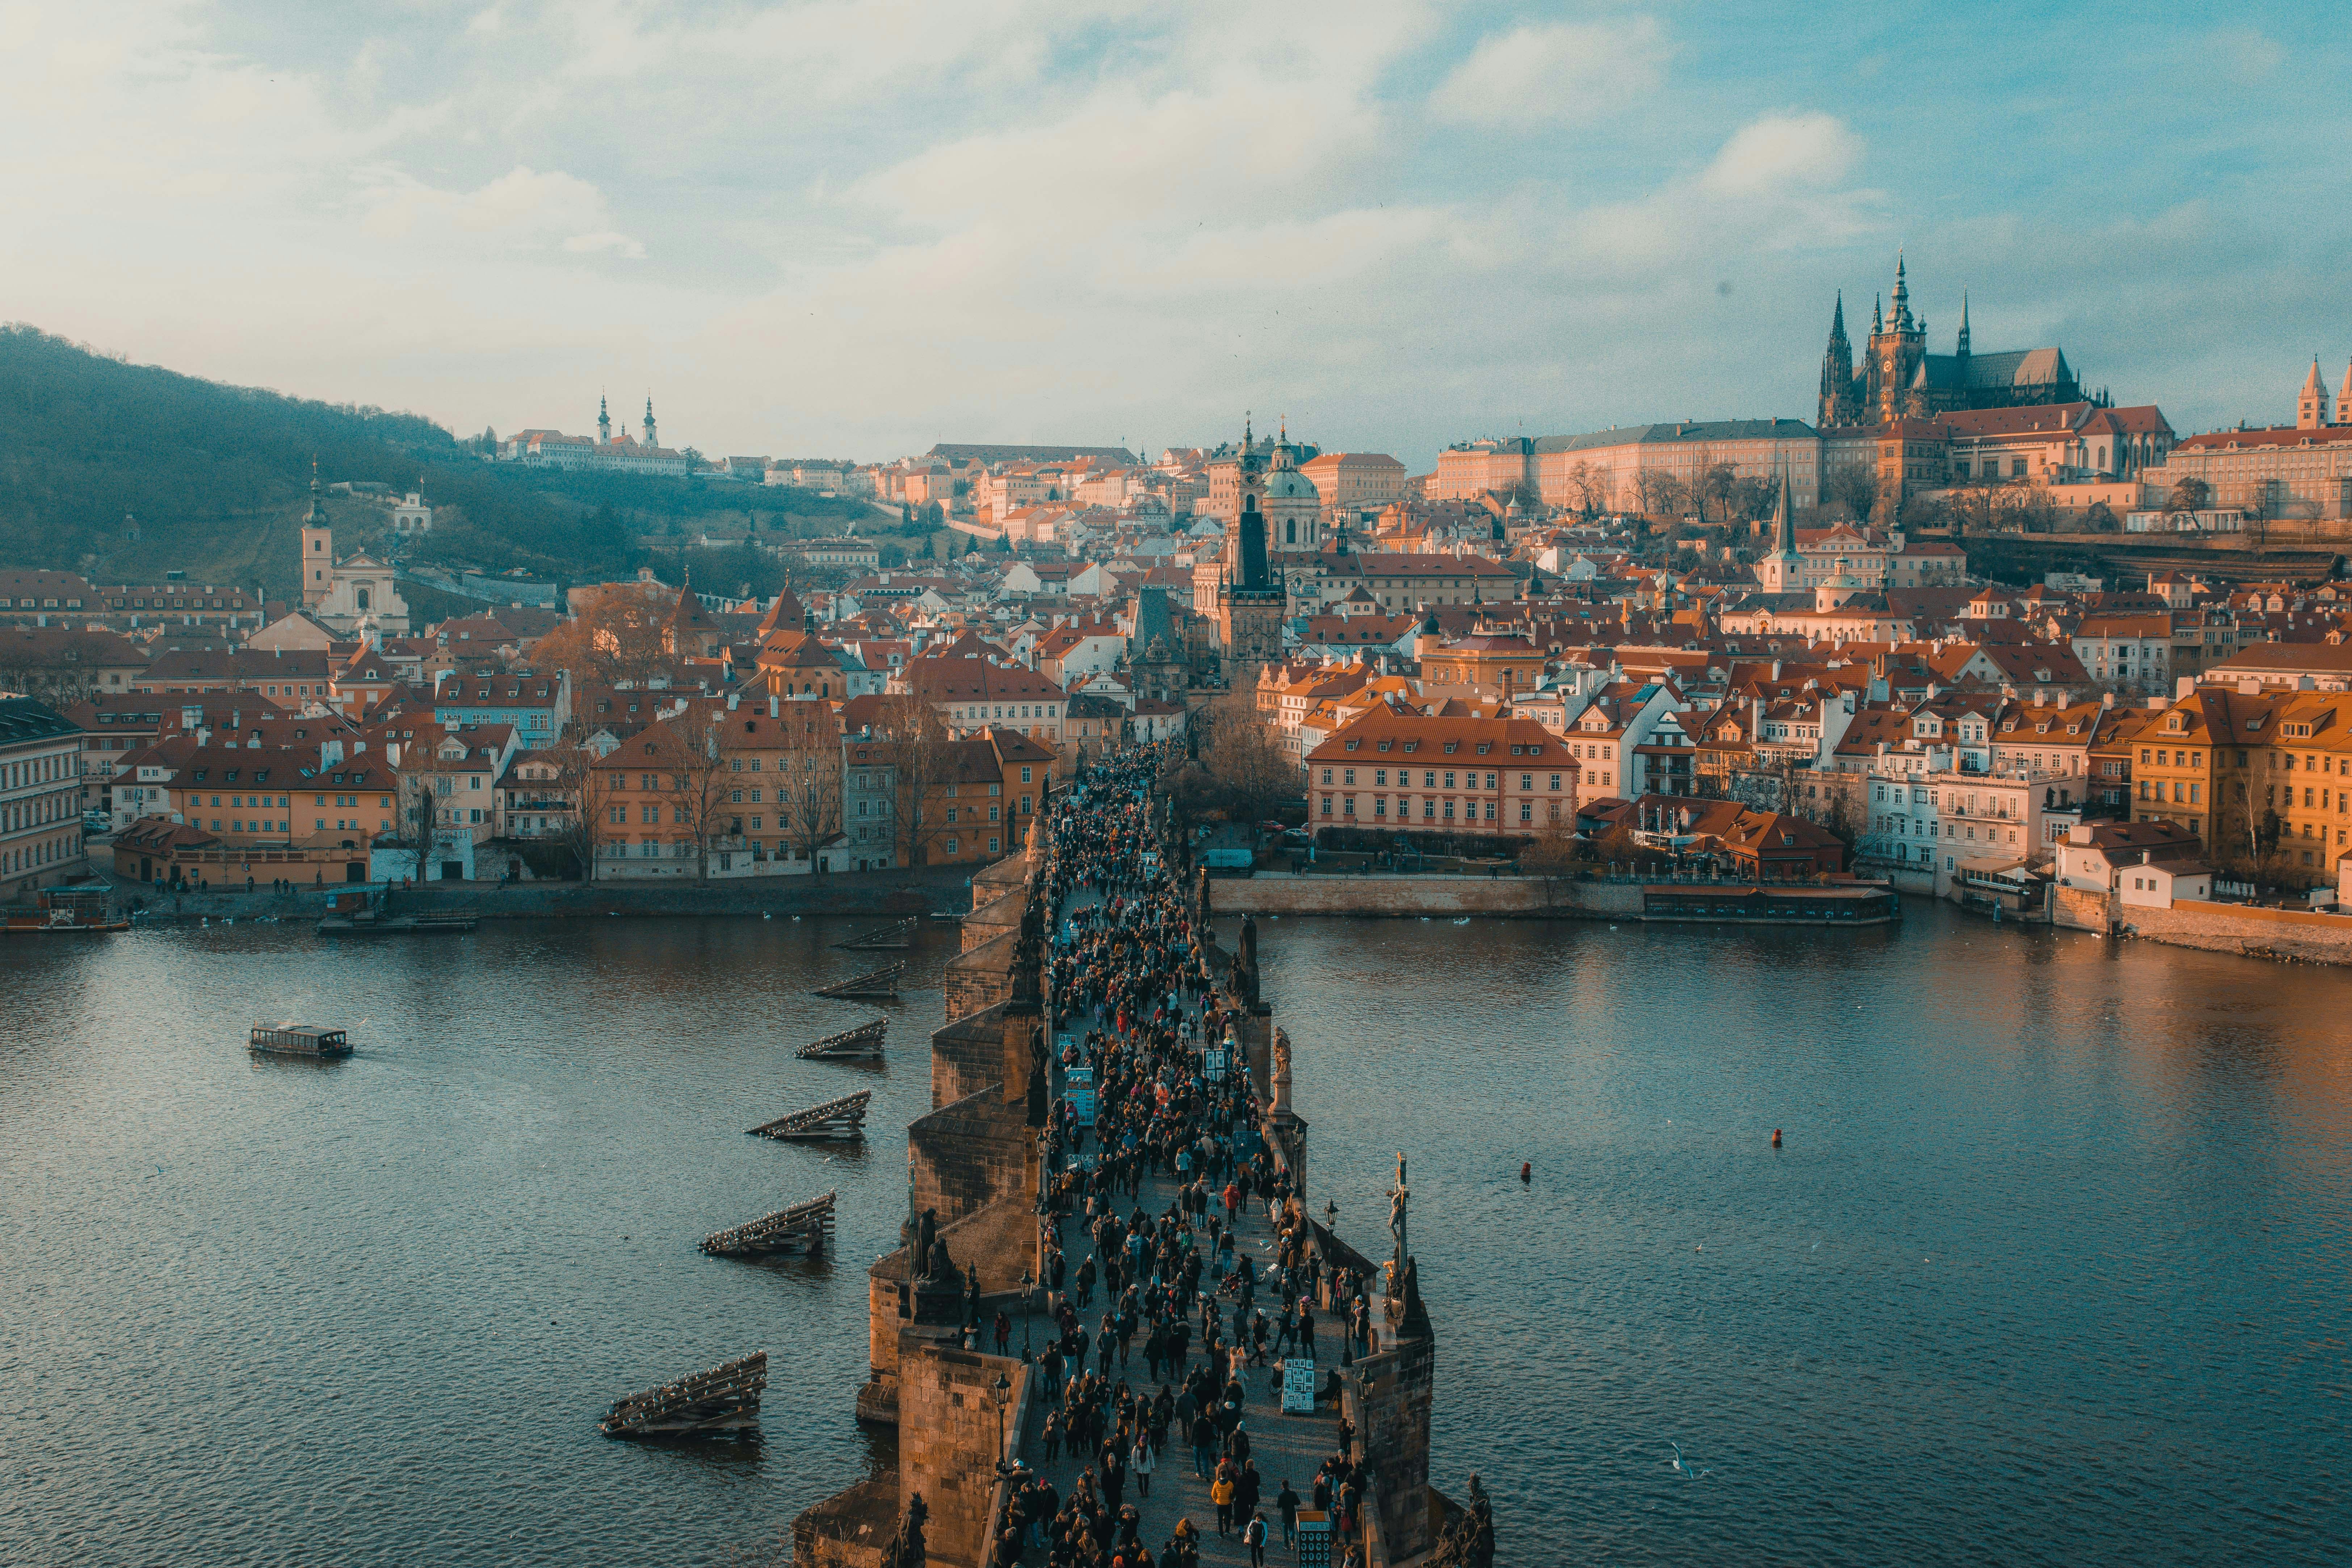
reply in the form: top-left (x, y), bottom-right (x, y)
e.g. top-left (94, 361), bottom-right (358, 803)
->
top-left (0, 324), bottom-right (888, 599)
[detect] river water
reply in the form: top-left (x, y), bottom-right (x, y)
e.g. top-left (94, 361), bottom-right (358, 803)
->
top-left (1, 904), bottom-right (2345, 1565)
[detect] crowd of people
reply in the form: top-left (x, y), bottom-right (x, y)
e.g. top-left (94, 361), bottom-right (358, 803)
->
top-left (989, 744), bottom-right (1377, 1568)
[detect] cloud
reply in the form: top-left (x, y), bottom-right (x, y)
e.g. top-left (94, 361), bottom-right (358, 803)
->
top-left (1701, 112), bottom-right (1864, 197)
top-left (1429, 17), bottom-right (1670, 127)
top-left (355, 165), bottom-right (645, 258)
top-left (2206, 26), bottom-right (2284, 85)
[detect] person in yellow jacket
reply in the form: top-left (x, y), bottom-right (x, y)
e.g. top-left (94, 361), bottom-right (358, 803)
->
top-left (1211, 1464), bottom-right (1237, 1535)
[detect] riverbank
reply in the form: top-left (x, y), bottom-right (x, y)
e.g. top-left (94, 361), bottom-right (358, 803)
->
top-left (120, 866), bottom-right (975, 922)
top-left (1211, 870), bottom-right (1899, 924)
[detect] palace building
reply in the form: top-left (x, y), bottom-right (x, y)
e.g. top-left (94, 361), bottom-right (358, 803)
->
top-left (1819, 255), bottom-right (2088, 429)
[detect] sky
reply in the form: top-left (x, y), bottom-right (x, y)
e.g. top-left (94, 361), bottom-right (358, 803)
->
top-left (3, 1), bottom-right (2348, 471)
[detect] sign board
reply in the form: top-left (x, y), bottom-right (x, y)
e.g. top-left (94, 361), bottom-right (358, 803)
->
top-left (1281, 1357), bottom-right (1317, 1414)
top-left (1064, 1067), bottom-right (1096, 1127)
top-left (1295, 1512), bottom-right (1332, 1567)
top-left (1202, 1046), bottom-right (1229, 1084)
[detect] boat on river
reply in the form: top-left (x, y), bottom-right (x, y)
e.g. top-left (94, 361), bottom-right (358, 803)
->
top-left (249, 1023), bottom-right (352, 1058)
top-left (316, 912), bottom-right (478, 935)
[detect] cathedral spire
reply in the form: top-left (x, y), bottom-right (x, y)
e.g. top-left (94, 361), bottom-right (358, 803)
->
top-left (1890, 251), bottom-right (1913, 331)
top-left (1831, 289), bottom-right (1846, 337)
top-left (642, 394), bottom-right (658, 448)
top-left (1957, 291), bottom-right (1971, 357)
top-left (597, 391), bottom-right (611, 444)
top-left (1872, 294), bottom-right (1883, 333)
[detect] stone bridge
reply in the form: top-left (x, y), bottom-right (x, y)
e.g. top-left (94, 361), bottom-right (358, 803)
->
top-left (793, 799), bottom-right (1469, 1568)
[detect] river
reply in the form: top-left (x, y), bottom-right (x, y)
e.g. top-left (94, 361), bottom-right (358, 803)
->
top-left (1, 903), bottom-right (2344, 1565)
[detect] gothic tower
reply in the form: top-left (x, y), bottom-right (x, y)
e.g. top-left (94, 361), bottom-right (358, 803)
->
top-left (1219, 491), bottom-right (1288, 688)
top-left (2297, 357), bottom-right (2331, 430)
top-left (1818, 292), bottom-right (1858, 428)
top-left (1868, 253), bottom-right (1928, 425)
top-left (1754, 466), bottom-right (1802, 594)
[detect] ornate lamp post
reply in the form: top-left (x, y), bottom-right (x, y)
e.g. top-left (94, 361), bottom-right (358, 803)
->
top-left (1019, 1268), bottom-right (1035, 1360)
top-left (991, 1369), bottom-right (1013, 1476)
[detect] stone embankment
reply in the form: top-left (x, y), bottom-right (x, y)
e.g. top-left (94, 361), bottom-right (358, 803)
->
top-left (121, 867), bottom-right (974, 923)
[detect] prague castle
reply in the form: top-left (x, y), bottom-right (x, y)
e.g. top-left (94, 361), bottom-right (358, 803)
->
top-left (1819, 254), bottom-right (2090, 428)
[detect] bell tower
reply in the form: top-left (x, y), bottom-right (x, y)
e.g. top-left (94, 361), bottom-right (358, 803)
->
top-left (299, 461), bottom-right (333, 609)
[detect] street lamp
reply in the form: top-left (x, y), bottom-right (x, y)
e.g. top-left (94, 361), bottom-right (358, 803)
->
top-left (991, 1369), bottom-right (1013, 1475)
top-left (1019, 1269), bottom-right (1035, 1360)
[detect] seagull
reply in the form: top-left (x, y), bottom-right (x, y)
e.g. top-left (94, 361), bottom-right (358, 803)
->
top-left (1669, 1442), bottom-right (1685, 1474)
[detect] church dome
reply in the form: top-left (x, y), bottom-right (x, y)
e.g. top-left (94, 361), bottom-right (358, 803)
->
top-left (1263, 467), bottom-right (1319, 501)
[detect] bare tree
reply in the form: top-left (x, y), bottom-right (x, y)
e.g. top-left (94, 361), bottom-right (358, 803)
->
top-left (636, 702), bottom-right (742, 883)
top-left (532, 587), bottom-right (673, 687)
top-left (1567, 461), bottom-right (1603, 518)
top-left (1193, 692), bottom-right (1299, 822)
top-left (552, 735), bottom-right (622, 882)
top-left (871, 692), bottom-right (961, 866)
top-left (1700, 462), bottom-right (1738, 528)
top-left (776, 700), bottom-right (847, 867)
top-left (1827, 466), bottom-right (1877, 525)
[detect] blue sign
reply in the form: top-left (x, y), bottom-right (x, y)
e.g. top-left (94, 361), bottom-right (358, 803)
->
top-left (1281, 1357), bottom-right (1317, 1414)
top-left (1064, 1067), bottom-right (1096, 1127)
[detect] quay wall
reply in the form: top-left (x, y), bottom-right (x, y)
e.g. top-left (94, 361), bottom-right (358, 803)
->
top-left (124, 867), bottom-right (970, 922)
top-left (1216, 872), bottom-right (1643, 918)
top-left (2119, 898), bottom-right (2352, 964)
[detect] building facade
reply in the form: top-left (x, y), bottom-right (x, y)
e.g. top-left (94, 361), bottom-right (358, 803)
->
top-left (0, 695), bottom-right (86, 902)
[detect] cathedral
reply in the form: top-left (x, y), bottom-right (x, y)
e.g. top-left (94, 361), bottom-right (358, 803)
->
top-left (1818, 255), bottom-right (2091, 428)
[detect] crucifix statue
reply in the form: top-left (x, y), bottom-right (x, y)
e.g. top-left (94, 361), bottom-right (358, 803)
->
top-left (1386, 1151), bottom-right (1409, 1274)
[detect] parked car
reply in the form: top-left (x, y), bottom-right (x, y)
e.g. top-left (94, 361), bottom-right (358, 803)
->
top-left (82, 810), bottom-right (112, 834)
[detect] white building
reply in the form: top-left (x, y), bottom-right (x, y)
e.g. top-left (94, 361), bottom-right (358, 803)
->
top-left (390, 491), bottom-right (433, 536)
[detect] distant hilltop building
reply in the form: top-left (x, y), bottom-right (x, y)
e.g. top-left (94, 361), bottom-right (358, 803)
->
top-left (499, 394), bottom-right (690, 475)
top-left (925, 442), bottom-right (1141, 466)
top-left (1818, 253), bottom-right (2090, 428)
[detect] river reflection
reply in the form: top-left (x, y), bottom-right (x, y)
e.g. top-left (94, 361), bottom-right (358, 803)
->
top-left (1, 905), bottom-right (2345, 1566)
top-left (1254, 901), bottom-right (2348, 1567)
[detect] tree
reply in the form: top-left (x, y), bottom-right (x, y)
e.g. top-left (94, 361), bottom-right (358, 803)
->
top-left (1192, 693), bottom-right (1298, 822)
top-left (776, 699), bottom-right (847, 867)
top-left (664, 703), bottom-right (743, 884)
top-left (1522, 815), bottom-right (1582, 903)
top-left (552, 736), bottom-right (622, 882)
top-left (1700, 462), bottom-right (1737, 527)
top-left (2083, 500), bottom-right (2120, 533)
top-left (871, 693), bottom-right (961, 866)
top-left (391, 767), bottom-right (441, 885)
top-left (1827, 466), bottom-right (1877, 524)
top-left (532, 585), bottom-right (672, 686)
top-left (1567, 461), bottom-right (1604, 518)
top-left (2166, 475), bottom-right (2212, 515)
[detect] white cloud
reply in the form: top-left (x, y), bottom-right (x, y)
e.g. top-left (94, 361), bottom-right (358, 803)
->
top-left (1429, 17), bottom-right (1669, 127)
top-left (355, 165), bottom-right (645, 258)
top-left (1701, 112), bottom-right (1864, 197)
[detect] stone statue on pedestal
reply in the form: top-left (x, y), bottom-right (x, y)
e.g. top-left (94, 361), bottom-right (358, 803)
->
top-left (1235, 915), bottom-right (1260, 1008)
top-left (882, 1491), bottom-right (928, 1568)
top-left (914, 1208), bottom-right (939, 1278)
top-left (1270, 1026), bottom-right (1293, 1116)
top-left (1387, 1152), bottom-right (1409, 1273)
